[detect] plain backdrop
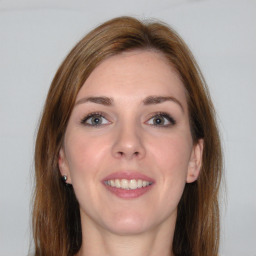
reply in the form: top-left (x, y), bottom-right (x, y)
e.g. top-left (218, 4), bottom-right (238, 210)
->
top-left (0, 0), bottom-right (255, 255)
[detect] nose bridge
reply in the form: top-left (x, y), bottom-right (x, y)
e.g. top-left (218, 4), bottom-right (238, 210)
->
top-left (112, 116), bottom-right (145, 160)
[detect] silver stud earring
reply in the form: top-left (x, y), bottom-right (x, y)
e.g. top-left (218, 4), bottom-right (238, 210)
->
top-left (61, 175), bottom-right (72, 187)
top-left (62, 175), bottom-right (67, 183)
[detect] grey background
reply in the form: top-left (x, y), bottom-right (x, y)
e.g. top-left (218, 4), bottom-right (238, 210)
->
top-left (0, 0), bottom-right (255, 255)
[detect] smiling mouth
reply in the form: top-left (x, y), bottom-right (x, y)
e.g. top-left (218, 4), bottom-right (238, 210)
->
top-left (104, 179), bottom-right (153, 190)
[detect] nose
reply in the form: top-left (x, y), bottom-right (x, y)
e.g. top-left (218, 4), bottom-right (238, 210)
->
top-left (111, 123), bottom-right (146, 160)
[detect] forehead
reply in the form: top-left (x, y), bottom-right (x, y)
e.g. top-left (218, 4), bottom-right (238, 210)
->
top-left (76, 50), bottom-right (187, 108)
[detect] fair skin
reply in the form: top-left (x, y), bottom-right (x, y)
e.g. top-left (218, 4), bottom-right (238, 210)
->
top-left (59, 50), bottom-right (203, 256)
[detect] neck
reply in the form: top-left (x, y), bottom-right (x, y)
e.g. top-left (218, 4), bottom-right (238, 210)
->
top-left (77, 214), bottom-right (176, 256)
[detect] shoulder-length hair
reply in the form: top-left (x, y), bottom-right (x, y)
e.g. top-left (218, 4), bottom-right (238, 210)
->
top-left (33, 16), bottom-right (222, 256)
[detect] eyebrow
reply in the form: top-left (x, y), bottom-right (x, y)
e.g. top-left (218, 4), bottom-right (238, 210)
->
top-left (75, 96), bottom-right (113, 106)
top-left (75, 95), bottom-right (184, 112)
top-left (143, 96), bottom-right (184, 112)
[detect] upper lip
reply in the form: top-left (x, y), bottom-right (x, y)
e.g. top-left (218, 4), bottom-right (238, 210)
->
top-left (102, 171), bottom-right (155, 183)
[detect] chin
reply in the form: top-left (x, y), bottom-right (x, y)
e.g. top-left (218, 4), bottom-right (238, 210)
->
top-left (103, 212), bottom-right (152, 235)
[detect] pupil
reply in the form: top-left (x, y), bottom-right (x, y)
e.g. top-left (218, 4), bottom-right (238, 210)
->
top-left (154, 117), bottom-right (163, 124)
top-left (93, 117), bottom-right (101, 125)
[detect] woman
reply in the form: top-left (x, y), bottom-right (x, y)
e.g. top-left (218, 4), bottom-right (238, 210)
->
top-left (32, 16), bottom-right (222, 256)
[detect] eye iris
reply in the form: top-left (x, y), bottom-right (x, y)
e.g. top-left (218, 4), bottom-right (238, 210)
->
top-left (154, 116), bottom-right (164, 125)
top-left (91, 116), bottom-right (102, 125)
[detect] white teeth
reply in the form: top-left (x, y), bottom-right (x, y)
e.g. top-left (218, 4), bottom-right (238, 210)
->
top-left (115, 179), bottom-right (121, 188)
top-left (129, 179), bottom-right (137, 189)
top-left (137, 179), bottom-right (143, 188)
top-left (121, 179), bottom-right (129, 189)
top-left (105, 179), bottom-right (152, 190)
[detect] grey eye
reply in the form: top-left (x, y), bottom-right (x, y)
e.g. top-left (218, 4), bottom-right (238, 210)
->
top-left (88, 115), bottom-right (103, 125)
top-left (82, 114), bottom-right (109, 126)
top-left (146, 113), bottom-right (176, 127)
top-left (152, 116), bottom-right (166, 125)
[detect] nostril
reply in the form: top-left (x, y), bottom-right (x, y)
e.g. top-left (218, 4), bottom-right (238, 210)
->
top-left (116, 151), bottom-right (140, 157)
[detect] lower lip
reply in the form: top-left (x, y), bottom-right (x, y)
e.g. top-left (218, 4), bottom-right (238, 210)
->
top-left (103, 183), bottom-right (154, 199)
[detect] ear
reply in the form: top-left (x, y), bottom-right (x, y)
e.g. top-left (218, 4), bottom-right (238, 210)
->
top-left (58, 147), bottom-right (72, 184)
top-left (186, 139), bottom-right (204, 183)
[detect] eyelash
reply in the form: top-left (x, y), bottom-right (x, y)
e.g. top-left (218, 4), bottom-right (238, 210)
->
top-left (146, 112), bottom-right (176, 127)
top-left (80, 112), bottom-right (109, 127)
top-left (80, 112), bottom-right (176, 127)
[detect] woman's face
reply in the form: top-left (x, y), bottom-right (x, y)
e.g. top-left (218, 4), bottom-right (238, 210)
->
top-left (59, 50), bottom-right (203, 235)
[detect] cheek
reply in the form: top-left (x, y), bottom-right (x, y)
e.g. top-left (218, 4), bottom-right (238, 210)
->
top-left (63, 132), bottom-right (110, 206)
top-left (64, 131), bottom-right (109, 179)
top-left (153, 134), bottom-right (192, 174)
top-left (151, 135), bottom-right (192, 202)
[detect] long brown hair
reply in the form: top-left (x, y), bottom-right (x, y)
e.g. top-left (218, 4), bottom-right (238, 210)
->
top-left (32, 16), bottom-right (222, 256)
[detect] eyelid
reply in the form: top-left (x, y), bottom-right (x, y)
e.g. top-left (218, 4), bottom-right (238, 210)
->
top-left (80, 111), bottom-right (176, 128)
top-left (80, 112), bottom-right (111, 126)
top-left (145, 112), bottom-right (176, 127)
